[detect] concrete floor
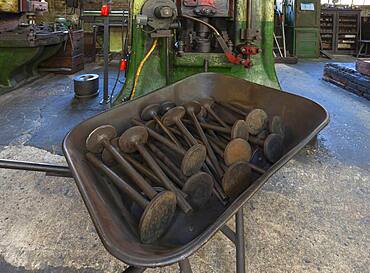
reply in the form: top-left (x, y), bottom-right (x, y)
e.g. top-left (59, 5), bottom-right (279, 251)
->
top-left (0, 63), bottom-right (125, 155)
top-left (0, 58), bottom-right (369, 273)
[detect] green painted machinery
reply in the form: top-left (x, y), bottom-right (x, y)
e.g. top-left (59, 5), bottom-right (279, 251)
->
top-left (0, 36), bottom-right (65, 93)
top-left (117, 0), bottom-right (279, 102)
top-left (0, 0), bottom-right (66, 94)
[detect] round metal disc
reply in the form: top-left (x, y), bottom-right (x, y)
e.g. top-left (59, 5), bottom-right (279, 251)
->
top-left (119, 126), bottom-right (149, 153)
top-left (181, 144), bottom-right (207, 176)
top-left (162, 106), bottom-right (186, 127)
top-left (139, 191), bottom-right (177, 244)
top-left (264, 133), bottom-right (284, 163)
top-left (183, 101), bottom-right (202, 115)
top-left (245, 109), bottom-right (268, 135)
top-left (270, 116), bottom-right (285, 137)
top-left (231, 120), bottom-right (250, 140)
top-left (224, 139), bottom-right (252, 166)
top-left (86, 125), bottom-right (117, 153)
top-left (101, 138), bottom-right (119, 166)
top-left (159, 101), bottom-right (176, 116)
top-left (182, 172), bottom-right (214, 209)
top-left (222, 161), bottom-right (253, 199)
top-left (141, 104), bottom-right (160, 121)
top-left (250, 148), bottom-right (270, 170)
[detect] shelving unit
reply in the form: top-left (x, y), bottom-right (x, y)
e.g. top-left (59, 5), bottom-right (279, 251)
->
top-left (320, 8), bottom-right (361, 54)
top-left (320, 13), bottom-right (334, 50)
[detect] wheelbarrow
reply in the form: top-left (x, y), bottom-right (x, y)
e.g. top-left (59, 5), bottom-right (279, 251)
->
top-left (0, 73), bottom-right (329, 273)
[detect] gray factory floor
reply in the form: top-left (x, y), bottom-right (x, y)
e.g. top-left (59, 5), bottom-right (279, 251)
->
top-left (0, 58), bottom-right (369, 273)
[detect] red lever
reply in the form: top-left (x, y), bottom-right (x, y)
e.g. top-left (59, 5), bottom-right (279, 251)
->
top-left (119, 59), bottom-right (127, 71)
top-left (101, 4), bottom-right (110, 16)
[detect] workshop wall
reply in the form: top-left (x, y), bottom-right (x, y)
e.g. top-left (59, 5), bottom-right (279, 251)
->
top-left (0, 0), bottom-right (18, 13)
top-left (37, 0), bottom-right (80, 24)
top-left (361, 6), bottom-right (370, 16)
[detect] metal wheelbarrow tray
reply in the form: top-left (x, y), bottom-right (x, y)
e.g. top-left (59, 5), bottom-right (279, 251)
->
top-left (63, 73), bottom-right (329, 268)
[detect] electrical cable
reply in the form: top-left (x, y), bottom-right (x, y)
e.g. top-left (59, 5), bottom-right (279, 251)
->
top-left (129, 38), bottom-right (158, 100)
top-left (109, 67), bottom-right (122, 103)
top-left (109, 8), bottom-right (129, 103)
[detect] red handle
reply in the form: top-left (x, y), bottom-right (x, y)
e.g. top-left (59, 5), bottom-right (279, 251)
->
top-left (101, 4), bottom-right (110, 16)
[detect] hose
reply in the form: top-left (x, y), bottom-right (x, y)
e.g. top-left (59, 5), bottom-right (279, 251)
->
top-left (181, 14), bottom-right (221, 36)
top-left (129, 38), bottom-right (158, 100)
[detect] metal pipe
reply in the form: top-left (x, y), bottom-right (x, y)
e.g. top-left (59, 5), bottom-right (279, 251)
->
top-left (236, 208), bottom-right (246, 273)
top-left (282, 19), bottom-right (287, 58)
top-left (82, 10), bottom-right (129, 16)
top-left (164, 37), bottom-right (170, 85)
top-left (102, 9), bottom-right (111, 106)
top-left (247, 0), bottom-right (253, 29)
top-left (0, 159), bottom-right (72, 177)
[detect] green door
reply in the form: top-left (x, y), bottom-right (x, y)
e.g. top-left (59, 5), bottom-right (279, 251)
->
top-left (294, 28), bottom-right (320, 58)
top-left (295, 0), bottom-right (321, 28)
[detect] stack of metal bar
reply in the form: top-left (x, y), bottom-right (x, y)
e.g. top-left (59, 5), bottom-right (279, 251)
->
top-left (84, 98), bottom-right (285, 244)
top-left (323, 63), bottom-right (370, 100)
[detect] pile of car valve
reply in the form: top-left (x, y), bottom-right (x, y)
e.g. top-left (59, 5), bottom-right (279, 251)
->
top-left (85, 98), bottom-right (285, 244)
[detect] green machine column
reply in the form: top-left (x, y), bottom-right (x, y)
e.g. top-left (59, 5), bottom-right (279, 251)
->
top-left (117, 0), bottom-right (279, 103)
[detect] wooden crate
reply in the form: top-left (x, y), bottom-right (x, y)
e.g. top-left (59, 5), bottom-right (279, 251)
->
top-left (40, 30), bottom-right (85, 74)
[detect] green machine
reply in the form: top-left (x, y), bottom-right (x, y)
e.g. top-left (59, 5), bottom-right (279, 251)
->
top-left (0, 0), bottom-right (67, 93)
top-left (116, 0), bottom-right (279, 102)
top-left (279, 0), bottom-right (321, 58)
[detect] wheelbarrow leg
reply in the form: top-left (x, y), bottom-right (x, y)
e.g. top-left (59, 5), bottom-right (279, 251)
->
top-left (179, 258), bottom-right (193, 273)
top-left (121, 210), bottom-right (244, 273)
top-left (122, 266), bottom-right (146, 273)
top-left (220, 225), bottom-right (236, 244)
top-left (220, 208), bottom-right (246, 273)
top-left (236, 208), bottom-right (246, 273)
